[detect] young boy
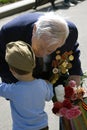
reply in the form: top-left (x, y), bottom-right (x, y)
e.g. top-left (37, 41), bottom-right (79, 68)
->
top-left (0, 41), bottom-right (53, 130)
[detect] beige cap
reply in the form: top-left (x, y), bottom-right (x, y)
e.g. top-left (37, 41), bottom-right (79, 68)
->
top-left (5, 41), bottom-right (36, 72)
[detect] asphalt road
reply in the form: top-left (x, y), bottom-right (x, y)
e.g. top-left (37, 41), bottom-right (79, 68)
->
top-left (0, 0), bottom-right (87, 130)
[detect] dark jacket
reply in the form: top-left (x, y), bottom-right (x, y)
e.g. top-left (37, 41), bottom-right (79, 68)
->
top-left (0, 12), bottom-right (82, 83)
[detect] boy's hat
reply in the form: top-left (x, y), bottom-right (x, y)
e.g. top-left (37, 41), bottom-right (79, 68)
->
top-left (5, 41), bottom-right (36, 72)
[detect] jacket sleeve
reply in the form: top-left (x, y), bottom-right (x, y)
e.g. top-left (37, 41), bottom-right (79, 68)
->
top-left (69, 41), bottom-right (83, 76)
top-left (63, 21), bottom-right (83, 76)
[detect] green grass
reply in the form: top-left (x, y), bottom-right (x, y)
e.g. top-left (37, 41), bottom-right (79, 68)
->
top-left (0, 0), bottom-right (18, 4)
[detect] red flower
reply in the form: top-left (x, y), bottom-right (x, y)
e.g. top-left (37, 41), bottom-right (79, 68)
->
top-left (52, 102), bottom-right (63, 114)
top-left (65, 86), bottom-right (74, 98)
top-left (63, 99), bottom-right (72, 109)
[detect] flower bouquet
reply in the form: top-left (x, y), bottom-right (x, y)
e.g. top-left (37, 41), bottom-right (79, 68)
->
top-left (49, 49), bottom-right (87, 129)
top-left (52, 80), bottom-right (86, 119)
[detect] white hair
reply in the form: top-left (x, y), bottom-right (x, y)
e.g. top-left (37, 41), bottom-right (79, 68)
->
top-left (35, 12), bottom-right (69, 46)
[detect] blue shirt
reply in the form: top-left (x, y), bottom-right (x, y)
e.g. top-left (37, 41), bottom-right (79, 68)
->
top-left (0, 79), bottom-right (53, 130)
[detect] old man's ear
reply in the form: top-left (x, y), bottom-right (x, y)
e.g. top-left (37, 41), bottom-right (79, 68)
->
top-left (33, 24), bottom-right (37, 35)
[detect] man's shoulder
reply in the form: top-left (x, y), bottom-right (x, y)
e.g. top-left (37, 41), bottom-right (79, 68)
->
top-left (2, 12), bottom-right (43, 29)
top-left (66, 20), bottom-right (78, 30)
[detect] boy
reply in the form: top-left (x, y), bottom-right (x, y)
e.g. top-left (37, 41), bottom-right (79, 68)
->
top-left (0, 41), bottom-right (53, 130)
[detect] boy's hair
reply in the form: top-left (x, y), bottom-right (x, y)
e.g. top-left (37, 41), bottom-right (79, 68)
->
top-left (5, 41), bottom-right (36, 74)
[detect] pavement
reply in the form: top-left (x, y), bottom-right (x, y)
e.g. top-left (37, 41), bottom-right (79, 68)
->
top-left (0, 0), bottom-right (34, 18)
top-left (0, 0), bottom-right (62, 19)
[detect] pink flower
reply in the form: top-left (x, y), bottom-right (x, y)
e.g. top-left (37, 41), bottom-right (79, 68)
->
top-left (68, 80), bottom-right (76, 87)
top-left (59, 106), bottom-right (81, 119)
top-left (65, 106), bottom-right (81, 119)
top-left (59, 107), bottom-right (68, 116)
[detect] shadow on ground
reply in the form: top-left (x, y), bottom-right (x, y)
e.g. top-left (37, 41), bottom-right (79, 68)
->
top-left (32, 0), bottom-right (84, 12)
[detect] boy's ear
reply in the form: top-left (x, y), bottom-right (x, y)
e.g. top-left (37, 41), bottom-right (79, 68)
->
top-left (9, 67), bottom-right (15, 74)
